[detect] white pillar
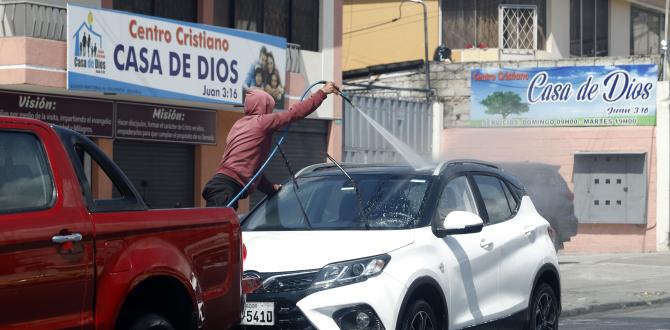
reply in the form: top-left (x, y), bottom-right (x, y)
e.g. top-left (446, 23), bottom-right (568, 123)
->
top-left (432, 101), bottom-right (443, 161)
top-left (656, 81), bottom-right (670, 252)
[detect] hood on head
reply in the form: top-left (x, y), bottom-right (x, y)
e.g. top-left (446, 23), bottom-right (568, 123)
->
top-left (244, 89), bottom-right (275, 116)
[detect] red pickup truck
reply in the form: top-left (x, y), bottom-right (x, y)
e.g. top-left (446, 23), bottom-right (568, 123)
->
top-left (0, 116), bottom-right (242, 329)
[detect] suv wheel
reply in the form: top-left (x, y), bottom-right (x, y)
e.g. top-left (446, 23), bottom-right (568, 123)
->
top-left (129, 313), bottom-right (176, 330)
top-left (400, 300), bottom-right (438, 330)
top-left (528, 283), bottom-right (559, 330)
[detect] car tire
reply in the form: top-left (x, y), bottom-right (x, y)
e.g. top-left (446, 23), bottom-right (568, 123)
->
top-left (399, 299), bottom-right (439, 330)
top-left (128, 313), bottom-right (176, 330)
top-left (526, 283), bottom-right (559, 330)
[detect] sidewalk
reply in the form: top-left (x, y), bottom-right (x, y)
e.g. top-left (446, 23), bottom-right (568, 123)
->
top-left (559, 252), bottom-right (670, 317)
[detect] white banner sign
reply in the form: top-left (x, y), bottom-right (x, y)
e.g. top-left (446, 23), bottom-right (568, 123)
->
top-left (67, 5), bottom-right (287, 107)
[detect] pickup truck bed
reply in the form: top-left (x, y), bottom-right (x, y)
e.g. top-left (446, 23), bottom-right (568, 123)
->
top-left (0, 116), bottom-right (242, 329)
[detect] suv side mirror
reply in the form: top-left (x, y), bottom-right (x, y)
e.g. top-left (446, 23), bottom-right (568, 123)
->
top-left (439, 211), bottom-right (484, 236)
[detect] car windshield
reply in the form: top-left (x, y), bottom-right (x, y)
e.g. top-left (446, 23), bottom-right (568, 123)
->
top-left (242, 174), bottom-right (432, 231)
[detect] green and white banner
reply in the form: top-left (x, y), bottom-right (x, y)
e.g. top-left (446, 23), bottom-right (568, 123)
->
top-left (470, 65), bottom-right (657, 127)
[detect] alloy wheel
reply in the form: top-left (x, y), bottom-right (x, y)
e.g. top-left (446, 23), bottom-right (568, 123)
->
top-left (534, 291), bottom-right (558, 330)
top-left (409, 310), bottom-right (435, 330)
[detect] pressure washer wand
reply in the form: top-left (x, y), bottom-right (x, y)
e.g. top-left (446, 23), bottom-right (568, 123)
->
top-left (277, 144), bottom-right (313, 229)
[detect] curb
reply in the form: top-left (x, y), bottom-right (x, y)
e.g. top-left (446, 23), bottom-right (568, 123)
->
top-left (562, 296), bottom-right (670, 318)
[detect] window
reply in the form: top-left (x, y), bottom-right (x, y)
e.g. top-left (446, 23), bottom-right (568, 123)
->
top-left (473, 175), bottom-right (514, 224)
top-left (214, 0), bottom-right (320, 51)
top-left (631, 6), bottom-right (665, 55)
top-left (74, 146), bottom-right (121, 201)
top-left (442, 0), bottom-right (546, 50)
top-left (0, 132), bottom-right (55, 213)
top-left (113, 0), bottom-right (197, 22)
top-left (243, 175), bottom-right (431, 231)
top-left (570, 0), bottom-right (608, 57)
top-left (500, 180), bottom-right (518, 212)
top-left (437, 176), bottom-right (477, 220)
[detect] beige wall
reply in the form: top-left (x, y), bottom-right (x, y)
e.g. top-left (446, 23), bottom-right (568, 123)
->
top-left (441, 127), bottom-right (657, 253)
top-left (545, 0), bottom-right (570, 58)
top-left (342, 0), bottom-right (440, 71)
top-left (656, 81), bottom-right (670, 252)
top-left (0, 37), bottom-right (66, 87)
top-left (611, 0), bottom-right (632, 56)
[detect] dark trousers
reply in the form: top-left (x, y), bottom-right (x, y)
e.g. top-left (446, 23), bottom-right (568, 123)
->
top-left (202, 174), bottom-right (244, 210)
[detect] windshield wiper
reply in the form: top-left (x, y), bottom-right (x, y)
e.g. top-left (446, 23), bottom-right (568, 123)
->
top-left (277, 144), bottom-right (312, 229)
top-left (325, 154), bottom-right (369, 229)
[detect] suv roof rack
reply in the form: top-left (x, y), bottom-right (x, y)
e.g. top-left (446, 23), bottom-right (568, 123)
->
top-left (295, 162), bottom-right (351, 177)
top-left (433, 159), bottom-right (500, 175)
top-left (295, 162), bottom-right (416, 178)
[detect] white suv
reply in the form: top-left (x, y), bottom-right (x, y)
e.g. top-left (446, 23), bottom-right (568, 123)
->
top-left (241, 160), bottom-right (561, 330)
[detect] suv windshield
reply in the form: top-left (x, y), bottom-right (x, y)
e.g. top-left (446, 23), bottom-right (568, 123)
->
top-left (242, 174), bottom-right (431, 231)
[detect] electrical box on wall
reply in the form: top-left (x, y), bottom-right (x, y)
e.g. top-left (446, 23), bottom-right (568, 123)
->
top-left (573, 153), bottom-right (647, 224)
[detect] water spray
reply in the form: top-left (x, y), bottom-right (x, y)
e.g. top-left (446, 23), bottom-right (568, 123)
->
top-left (339, 91), bottom-right (431, 170)
top-left (226, 81), bottom-right (429, 208)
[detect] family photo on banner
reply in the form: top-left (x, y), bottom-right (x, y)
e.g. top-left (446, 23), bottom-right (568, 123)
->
top-left (244, 46), bottom-right (285, 108)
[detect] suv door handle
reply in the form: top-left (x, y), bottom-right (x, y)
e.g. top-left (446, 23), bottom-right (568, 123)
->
top-left (523, 225), bottom-right (535, 236)
top-left (52, 233), bottom-right (83, 244)
top-left (480, 238), bottom-right (493, 249)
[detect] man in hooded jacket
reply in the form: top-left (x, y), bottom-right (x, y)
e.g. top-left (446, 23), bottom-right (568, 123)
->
top-left (202, 82), bottom-right (340, 210)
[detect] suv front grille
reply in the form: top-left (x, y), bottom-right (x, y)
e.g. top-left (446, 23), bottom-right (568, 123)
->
top-left (244, 270), bottom-right (318, 294)
top-left (262, 271), bottom-right (317, 293)
top-left (242, 270), bottom-right (319, 329)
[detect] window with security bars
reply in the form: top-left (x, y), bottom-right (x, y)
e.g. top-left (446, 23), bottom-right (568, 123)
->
top-left (442, 0), bottom-right (546, 50)
top-left (499, 5), bottom-right (537, 52)
top-left (631, 6), bottom-right (665, 55)
top-left (213, 0), bottom-right (320, 51)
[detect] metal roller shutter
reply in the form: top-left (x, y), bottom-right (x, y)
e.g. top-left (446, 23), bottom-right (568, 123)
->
top-left (250, 119), bottom-right (329, 207)
top-left (113, 140), bottom-right (195, 209)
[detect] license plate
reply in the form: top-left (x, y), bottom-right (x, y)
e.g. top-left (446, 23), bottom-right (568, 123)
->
top-left (241, 302), bottom-right (275, 326)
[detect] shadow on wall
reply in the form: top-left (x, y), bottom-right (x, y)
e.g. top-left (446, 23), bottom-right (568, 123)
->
top-left (500, 162), bottom-right (578, 250)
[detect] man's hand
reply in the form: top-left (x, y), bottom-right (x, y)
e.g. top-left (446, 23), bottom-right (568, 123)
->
top-left (273, 184), bottom-right (282, 193)
top-left (320, 81), bottom-right (341, 95)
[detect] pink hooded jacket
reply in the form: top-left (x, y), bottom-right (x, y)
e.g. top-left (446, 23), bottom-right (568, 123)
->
top-left (216, 88), bottom-right (327, 194)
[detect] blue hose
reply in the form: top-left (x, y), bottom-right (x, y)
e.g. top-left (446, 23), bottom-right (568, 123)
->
top-left (226, 80), bottom-right (328, 207)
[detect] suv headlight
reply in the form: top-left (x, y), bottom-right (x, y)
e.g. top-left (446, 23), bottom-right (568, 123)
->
top-left (311, 254), bottom-right (391, 290)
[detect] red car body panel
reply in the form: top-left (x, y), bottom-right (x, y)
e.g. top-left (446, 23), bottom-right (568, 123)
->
top-left (0, 117), bottom-right (241, 329)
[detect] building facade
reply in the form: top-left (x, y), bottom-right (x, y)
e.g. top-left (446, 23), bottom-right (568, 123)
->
top-left (0, 0), bottom-right (343, 211)
top-left (342, 0), bottom-right (440, 71)
top-left (343, 0), bottom-right (670, 253)
top-left (344, 0), bottom-right (669, 67)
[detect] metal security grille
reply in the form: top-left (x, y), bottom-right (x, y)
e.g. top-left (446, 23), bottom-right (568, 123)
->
top-left (287, 43), bottom-right (301, 73)
top-left (343, 96), bottom-right (432, 164)
top-left (0, 2), bottom-right (66, 40)
top-left (499, 5), bottom-right (537, 53)
top-left (113, 140), bottom-right (195, 209)
top-left (249, 119), bottom-right (329, 207)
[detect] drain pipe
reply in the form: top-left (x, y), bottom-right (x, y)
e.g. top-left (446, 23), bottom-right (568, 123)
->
top-left (400, 0), bottom-right (432, 101)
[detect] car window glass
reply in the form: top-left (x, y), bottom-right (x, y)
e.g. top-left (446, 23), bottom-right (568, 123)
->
top-left (474, 175), bottom-right (512, 224)
top-left (0, 132), bottom-right (55, 213)
top-left (74, 145), bottom-right (122, 201)
top-left (500, 180), bottom-right (518, 212)
top-left (437, 176), bottom-right (477, 220)
top-left (244, 175), bottom-right (430, 230)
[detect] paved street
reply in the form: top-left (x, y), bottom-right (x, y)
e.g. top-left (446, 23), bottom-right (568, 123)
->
top-left (559, 253), bottom-right (670, 317)
top-left (560, 302), bottom-right (670, 329)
